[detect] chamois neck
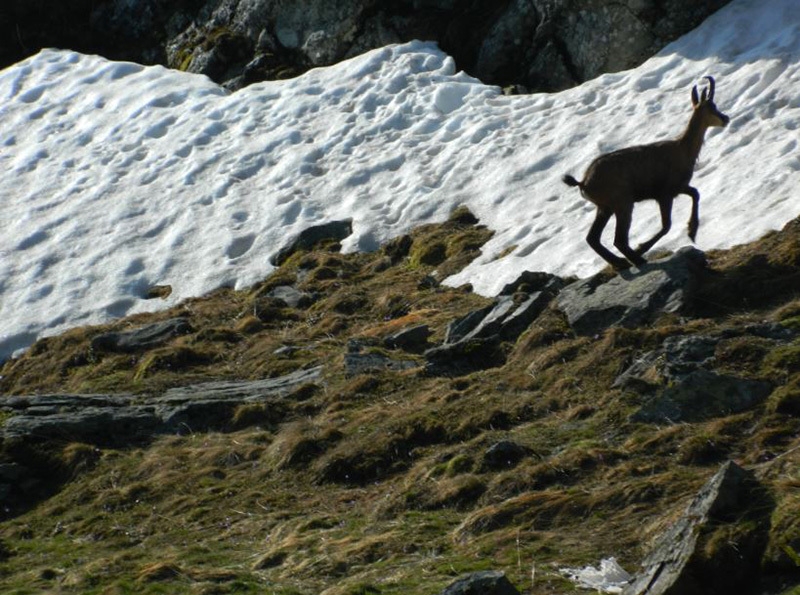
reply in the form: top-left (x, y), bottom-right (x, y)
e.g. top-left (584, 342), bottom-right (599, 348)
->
top-left (679, 109), bottom-right (708, 163)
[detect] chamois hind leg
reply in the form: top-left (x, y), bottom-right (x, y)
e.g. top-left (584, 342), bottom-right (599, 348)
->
top-left (613, 204), bottom-right (647, 267)
top-left (635, 197), bottom-right (673, 256)
top-left (587, 208), bottom-right (629, 269)
top-left (684, 186), bottom-right (700, 241)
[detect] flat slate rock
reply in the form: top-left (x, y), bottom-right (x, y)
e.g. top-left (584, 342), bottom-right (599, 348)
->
top-left (91, 317), bottom-right (192, 353)
top-left (623, 460), bottom-right (769, 595)
top-left (160, 366), bottom-right (323, 402)
top-left (344, 352), bottom-right (419, 377)
top-left (557, 247), bottom-right (706, 336)
top-left (1, 366), bottom-right (324, 445)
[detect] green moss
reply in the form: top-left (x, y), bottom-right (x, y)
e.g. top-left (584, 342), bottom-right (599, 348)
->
top-left (762, 341), bottom-right (800, 377)
top-left (447, 205), bottom-right (479, 225)
top-left (766, 379), bottom-right (800, 415)
top-left (445, 454), bottom-right (474, 476)
top-left (134, 346), bottom-right (213, 382)
top-left (409, 240), bottom-right (447, 267)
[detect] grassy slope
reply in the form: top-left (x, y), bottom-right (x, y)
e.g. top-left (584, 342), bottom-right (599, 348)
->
top-left (1, 209), bottom-right (799, 595)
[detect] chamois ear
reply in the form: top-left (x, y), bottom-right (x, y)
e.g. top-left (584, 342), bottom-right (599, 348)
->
top-left (691, 85), bottom-right (700, 107)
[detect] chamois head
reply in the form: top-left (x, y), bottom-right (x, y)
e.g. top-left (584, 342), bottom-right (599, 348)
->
top-left (690, 76), bottom-right (729, 128)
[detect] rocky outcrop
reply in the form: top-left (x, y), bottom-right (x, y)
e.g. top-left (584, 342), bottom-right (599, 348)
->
top-left (614, 325), bottom-right (794, 423)
top-left (0, 365), bottom-right (323, 512)
top-left (91, 317), bottom-right (193, 353)
top-left (1, 366), bottom-right (323, 446)
top-left (3, 1), bottom-right (732, 92)
top-left (557, 247), bottom-right (707, 336)
top-left (623, 460), bottom-right (773, 595)
top-left (426, 272), bottom-right (563, 375)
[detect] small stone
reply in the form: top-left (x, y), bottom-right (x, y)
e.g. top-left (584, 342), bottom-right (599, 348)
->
top-left (384, 325), bottom-right (431, 351)
top-left (482, 440), bottom-right (529, 470)
top-left (440, 570), bottom-right (520, 595)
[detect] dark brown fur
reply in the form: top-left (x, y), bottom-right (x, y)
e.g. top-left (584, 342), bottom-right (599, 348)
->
top-left (563, 76), bottom-right (729, 269)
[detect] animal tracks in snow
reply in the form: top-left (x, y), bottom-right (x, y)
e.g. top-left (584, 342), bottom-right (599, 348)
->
top-left (226, 234), bottom-right (256, 260)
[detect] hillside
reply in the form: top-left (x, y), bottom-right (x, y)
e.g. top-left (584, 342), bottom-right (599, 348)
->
top-left (1, 209), bottom-right (799, 595)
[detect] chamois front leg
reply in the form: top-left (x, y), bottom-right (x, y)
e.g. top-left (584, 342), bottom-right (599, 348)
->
top-left (635, 197), bottom-right (673, 256)
top-left (587, 208), bottom-right (629, 269)
top-left (684, 186), bottom-right (700, 241)
top-left (613, 204), bottom-right (647, 267)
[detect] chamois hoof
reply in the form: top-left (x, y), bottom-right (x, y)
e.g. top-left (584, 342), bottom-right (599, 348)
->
top-left (611, 257), bottom-right (633, 271)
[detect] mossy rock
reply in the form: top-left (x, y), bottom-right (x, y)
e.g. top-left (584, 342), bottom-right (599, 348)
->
top-left (234, 315), bottom-right (264, 334)
top-left (383, 234), bottom-right (413, 263)
top-left (762, 341), bottom-right (800, 376)
top-left (134, 346), bottom-right (213, 381)
top-left (447, 205), bottom-right (479, 226)
top-left (766, 379), bottom-right (800, 415)
top-left (410, 240), bottom-right (448, 267)
top-left (446, 227), bottom-right (491, 258)
top-left (446, 453), bottom-right (475, 476)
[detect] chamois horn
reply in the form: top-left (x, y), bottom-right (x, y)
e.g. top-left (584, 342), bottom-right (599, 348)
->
top-left (704, 75), bottom-right (715, 101)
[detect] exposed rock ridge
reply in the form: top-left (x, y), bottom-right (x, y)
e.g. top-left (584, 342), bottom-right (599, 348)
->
top-left (2, 1), bottom-right (732, 92)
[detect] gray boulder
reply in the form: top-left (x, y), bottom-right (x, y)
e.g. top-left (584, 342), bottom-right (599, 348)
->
top-left (614, 332), bottom-right (777, 423)
top-left (270, 219), bottom-right (353, 266)
top-left (440, 570), bottom-right (520, 595)
top-left (557, 248), bottom-right (707, 336)
top-left (624, 460), bottom-right (772, 595)
top-left (384, 325), bottom-right (432, 352)
top-left (427, 273), bottom-right (562, 375)
top-left (91, 317), bottom-right (192, 353)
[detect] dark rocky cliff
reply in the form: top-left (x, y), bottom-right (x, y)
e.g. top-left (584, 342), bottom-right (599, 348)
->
top-left (2, 0), bottom-right (731, 91)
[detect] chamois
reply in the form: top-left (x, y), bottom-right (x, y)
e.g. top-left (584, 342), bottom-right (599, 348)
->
top-left (562, 76), bottom-right (729, 269)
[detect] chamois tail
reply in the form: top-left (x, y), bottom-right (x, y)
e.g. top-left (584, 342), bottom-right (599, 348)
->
top-left (562, 174), bottom-right (582, 188)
